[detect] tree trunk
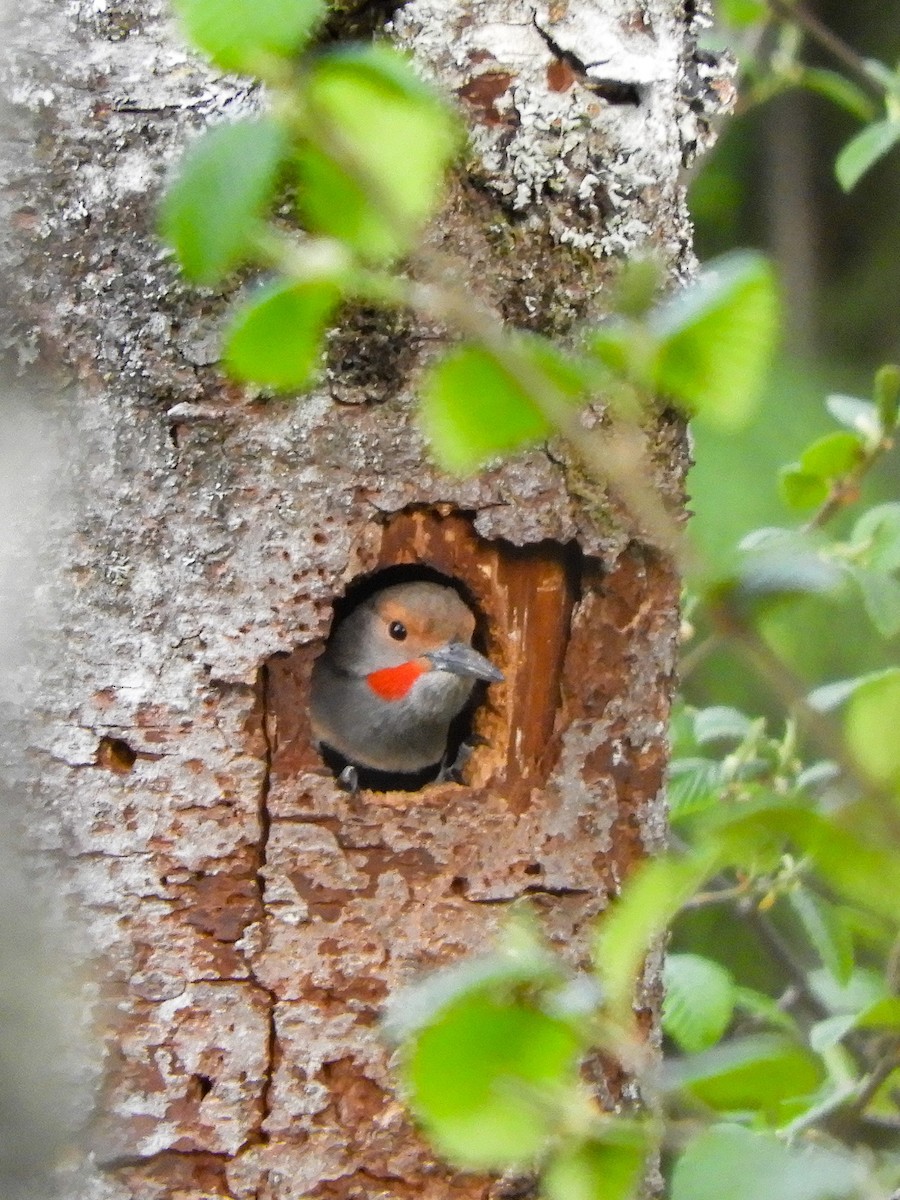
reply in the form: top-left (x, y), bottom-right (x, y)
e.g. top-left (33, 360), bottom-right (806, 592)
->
top-left (1, 1), bottom-right (728, 1197)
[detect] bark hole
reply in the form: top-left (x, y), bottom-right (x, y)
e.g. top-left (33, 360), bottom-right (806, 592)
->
top-left (263, 507), bottom-right (582, 804)
top-left (96, 735), bottom-right (137, 773)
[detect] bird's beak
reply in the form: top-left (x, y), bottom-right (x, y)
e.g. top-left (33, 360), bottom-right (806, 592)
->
top-left (425, 642), bottom-right (504, 683)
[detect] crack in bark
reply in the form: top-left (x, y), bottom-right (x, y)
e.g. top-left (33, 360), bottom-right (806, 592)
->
top-left (233, 664), bottom-right (278, 1151)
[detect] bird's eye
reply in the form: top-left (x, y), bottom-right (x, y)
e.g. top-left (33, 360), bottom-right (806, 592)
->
top-left (388, 620), bottom-right (407, 641)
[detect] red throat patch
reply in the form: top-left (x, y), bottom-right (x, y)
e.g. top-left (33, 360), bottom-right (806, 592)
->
top-left (365, 659), bottom-right (427, 701)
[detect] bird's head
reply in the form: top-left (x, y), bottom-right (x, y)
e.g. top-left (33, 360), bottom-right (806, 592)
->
top-left (329, 581), bottom-right (503, 702)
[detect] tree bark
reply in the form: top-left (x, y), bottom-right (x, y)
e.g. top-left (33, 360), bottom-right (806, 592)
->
top-left (1, 1), bottom-right (730, 1197)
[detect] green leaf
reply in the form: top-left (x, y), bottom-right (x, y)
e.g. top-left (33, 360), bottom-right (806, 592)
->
top-left (663, 954), bottom-right (735, 1053)
top-left (693, 706), bottom-right (754, 746)
top-left (779, 467), bottom-right (829, 511)
top-left (542, 1134), bottom-right (646, 1200)
top-left (717, 0), bottom-right (768, 26)
top-left (172, 0), bottom-right (326, 74)
top-left (663, 1033), bottom-right (825, 1113)
top-left (667, 758), bottom-right (725, 823)
top-left (651, 251), bottom-right (779, 430)
top-left (786, 889), bottom-right (854, 986)
top-left (399, 978), bottom-right (581, 1169)
top-left (594, 856), bottom-right (713, 1021)
top-left (299, 45), bottom-right (459, 261)
top-left (849, 566), bottom-right (900, 638)
top-left (736, 544), bottom-right (843, 598)
top-left (160, 118), bottom-right (287, 284)
top-left (808, 670), bottom-right (897, 712)
top-left (671, 1125), bottom-right (867, 1200)
top-left (807, 966), bottom-right (888, 1016)
top-left (844, 668), bottom-right (900, 786)
top-left (224, 278), bottom-right (342, 390)
top-left (850, 503), bottom-right (900, 571)
top-left (296, 144), bottom-right (399, 262)
top-left (808, 1013), bottom-right (859, 1053)
top-left (420, 338), bottom-right (591, 473)
top-left (708, 805), bottom-right (900, 922)
top-left (384, 946), bottom-right (564, 1047)
top-left (808, 995), bottom-right (900, 1049)
top-left (800, 68), bottom-right (876, 123)
top-left (835, 117), bottom-right (900, 192)
top-left (825, 393), bottom-right (881, 439)
top-left (874, 362), bottom-right (900, 431)
top-left (857, 995), bottom-right (900, 1029)
top-left (799, 431), bottom-right (865, 479)
top-left (732, 986), bottom-right (799, 1034)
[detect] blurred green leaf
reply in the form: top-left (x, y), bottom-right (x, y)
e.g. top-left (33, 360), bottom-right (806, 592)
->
top-left (668, 758), bottom-right (726, 822)
top-left (810, 995), bottom-right (900, 1051)
top-left (735, 540), bottom-right (843, 598)
top-left (299, 45), bottom-right (459, 261)
top-left (801, 68), bottom-right (876, 123)
top-left (224, 277), bottom-right (341, 389)
top-left (420, 338), bottom-right (591, 473)
top-left (172, 0), bottom-right (326, 74)
top-left (825, 393), bottom-right (881, 439)
top-left (807, 966), bottom-right (888, 1016)
top-left (400, 981), bottom-right (581, 1169)
top-left (799, 431), bottom-right (865, 479)
top-left (542, 1133), bottom-right (646, 1200)
top-left (844, 668), bottom-right (900, 786)
top-left (848, 566), bottom-right (900, 638)
top-left (874, 363), bottom-right (900, 432)
top-left (671, 1124), bottom-right (867, 1200)
top-left (716, 0), bottom-right (768, 27)
top-left (787, 888), bottom-right (854, 986)
top-left (835, 118), bottom-right (900, 192)
top-left (808, 1013), bottom-right (859, 1053)
top-left (651, 252), bottom-right (779, 430)
top-left (851, 503), bottom-right (900, 572)
top-left (807, 669), bottom-right (897, 712)
top-left (733, 986), bottom-right (799, 1034)
top-left (663, 954), bottom-right (736, 1052)
top-left (664, 1033), bottom-right (824, 1112)
top-left (160, 118), bottom-right (287, 284)
top-left (709, 806), bottom-right (900, 921)
top-left (384, 948), bottom-right (563, 1047)
top-left (857, 996), bottom-right (900, 1029)
top-left (693, 706), bottom-right (754, 745)
top-left (594, 857), bottom-right (713, 1020)
top-left (779, 467), bottom-right (829, 511)
top-left (296, 144), bottom-right (400, 261)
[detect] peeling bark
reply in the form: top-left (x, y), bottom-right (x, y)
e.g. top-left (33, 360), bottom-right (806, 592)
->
top-left (0, 0), bottom-right (731, 1197)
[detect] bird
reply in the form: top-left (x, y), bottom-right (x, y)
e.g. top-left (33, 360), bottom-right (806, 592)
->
top-left (310, 580), bottom-right (503, 787)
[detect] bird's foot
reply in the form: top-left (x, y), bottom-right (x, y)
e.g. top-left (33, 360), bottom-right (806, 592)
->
top-left (436, 738), bottom-right (481, 784)
top-left (337, 764), bottom-right (359, 793)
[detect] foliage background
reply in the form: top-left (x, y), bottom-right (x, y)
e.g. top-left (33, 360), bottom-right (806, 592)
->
top-left (687, 0), bottom-right (900, 713)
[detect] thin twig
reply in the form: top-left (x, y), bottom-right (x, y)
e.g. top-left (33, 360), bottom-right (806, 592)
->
top-left (765, 0), bottom-right (888, 101)
top-left (802, 436), bottom-right (894, 532)
top-left (705, 592), bottom-right (894, 810)
top-left (678, 631), bottom-right (723, 680)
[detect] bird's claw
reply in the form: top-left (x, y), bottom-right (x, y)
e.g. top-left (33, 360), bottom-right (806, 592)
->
top-left (337, 764), bottom-right (359, 793)
top-left (436, 739), bottom-right (476, 784)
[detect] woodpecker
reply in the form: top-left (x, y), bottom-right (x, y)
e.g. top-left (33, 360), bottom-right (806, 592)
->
top-left (310, 580), bottom-right (503, 786)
